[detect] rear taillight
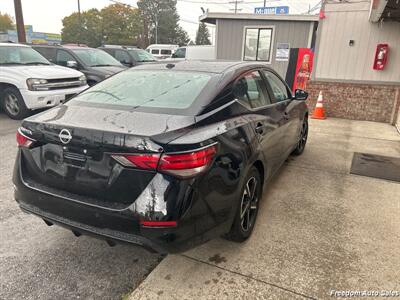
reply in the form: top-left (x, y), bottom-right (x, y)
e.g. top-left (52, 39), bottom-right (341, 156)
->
top-left (111, 144), bottom-right (217, 178)
top-left (16, 129), bottom-right (36, 148)
top-left (158, 145), bottom-right (217, 177)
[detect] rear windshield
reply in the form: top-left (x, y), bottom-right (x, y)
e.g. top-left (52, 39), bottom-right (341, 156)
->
top-left (71, 70), bottom-right (212, 110)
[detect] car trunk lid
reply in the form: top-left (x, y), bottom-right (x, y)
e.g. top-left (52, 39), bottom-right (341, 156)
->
top-left (19, 104), bottom-right (195, 208)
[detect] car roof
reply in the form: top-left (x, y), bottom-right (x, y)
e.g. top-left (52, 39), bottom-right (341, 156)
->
top-left (131, 60), bottom-right (273, 74)
top-left (0, 42), bottom-right (29, 47)
top-left (99, 45), bottom-right (139, 50)
top-left (99, 47), bottom-right (142, 51)
top-left (147, 44), bottom-right (178, 48)
top-left (31, 44), bottom-right (92, 50)
top-left (62, 46), bottom-right (92, 50)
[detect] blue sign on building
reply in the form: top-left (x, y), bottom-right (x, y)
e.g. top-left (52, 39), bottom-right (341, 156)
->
top-left (254, 6), bottom-right (290, 15)
top-left (1, 26), bottom-right (61, 44)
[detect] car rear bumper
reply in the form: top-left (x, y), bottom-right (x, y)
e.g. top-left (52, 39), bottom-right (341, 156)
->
top-left (20, 85), bottom-right (88, 110)
top-left (13, 178), bottom-right (192, 254)
top-left (13, 151), bottom-right (225, 253)
top-left (18, 201), bottom-right (167, 253)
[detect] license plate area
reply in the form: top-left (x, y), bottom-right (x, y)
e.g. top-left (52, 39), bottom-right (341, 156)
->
top-left (61, 147), bottom-right (103, 168)
top-left (63, 150), bottom-right (87, 167)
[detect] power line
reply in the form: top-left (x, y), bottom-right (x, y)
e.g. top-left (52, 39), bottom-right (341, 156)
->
top-left (229, 0), bottom-right (243, 13)
top-left (301, 0), bottom-right (322, 14)
top-left (107, 0), bottom-right (321, 11)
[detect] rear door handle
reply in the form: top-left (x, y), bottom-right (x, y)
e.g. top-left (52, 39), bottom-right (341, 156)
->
top-left (255, 122), bottom-right (264, 134)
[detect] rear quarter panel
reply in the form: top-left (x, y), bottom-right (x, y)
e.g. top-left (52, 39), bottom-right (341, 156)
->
top-left (166, 102), bottom-right (265, 237)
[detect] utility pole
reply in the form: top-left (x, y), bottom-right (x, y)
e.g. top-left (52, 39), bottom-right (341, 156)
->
top-left (229, 0), bottom-right (243, 14)
top-left (155, 16), bottom-right (158, 44)
top-left (14, 0), bottom-right (26, 43)
top-left (77, 0), bottom-right (82, 45)
top-left (154, 5), bottom-right (159, 44)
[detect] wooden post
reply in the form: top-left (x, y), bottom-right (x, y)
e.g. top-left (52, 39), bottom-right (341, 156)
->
top-left (14, 0), bottom-right (26, 43)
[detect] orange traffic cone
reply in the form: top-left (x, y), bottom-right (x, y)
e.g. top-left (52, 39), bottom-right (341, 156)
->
top-left (311, 91), bottom-right (326, 119)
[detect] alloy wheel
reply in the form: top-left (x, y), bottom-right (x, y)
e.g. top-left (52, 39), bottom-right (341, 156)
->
top-left (4, 93), bottom-right (20, 116)
top-left (240, 176), bottom-right (258, 232)
top-left (297, 120), bottom-right (308, 152)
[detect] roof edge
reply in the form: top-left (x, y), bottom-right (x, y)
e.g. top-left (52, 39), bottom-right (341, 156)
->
top-left (199, 12), bottom-right (320, 24)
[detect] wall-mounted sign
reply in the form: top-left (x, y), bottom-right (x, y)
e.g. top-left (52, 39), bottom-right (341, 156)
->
top-left (5, 26), bottom-right (61, 44)
top-left (254, 6), bottom-right (289, 15)
top-left (276, 43), bottom-right (290, 61)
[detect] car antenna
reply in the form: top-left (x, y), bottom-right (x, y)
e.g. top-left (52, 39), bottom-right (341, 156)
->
top-left (166, 63), bottom-right (175, 69)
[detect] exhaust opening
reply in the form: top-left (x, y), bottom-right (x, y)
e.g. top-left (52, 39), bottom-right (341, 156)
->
top-left (72, 230), bottom-right (82, 237)
top-left (43, 219), bottom-right (53, 226)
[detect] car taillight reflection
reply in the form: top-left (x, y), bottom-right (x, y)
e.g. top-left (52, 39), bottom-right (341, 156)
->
top-left (112, 153), bottom-right (160, 170)
top-left (140, 220), bottom-right (177, 227)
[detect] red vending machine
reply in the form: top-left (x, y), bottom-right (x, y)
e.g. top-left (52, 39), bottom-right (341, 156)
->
top-left (285, 48), bottom-right (314, 92)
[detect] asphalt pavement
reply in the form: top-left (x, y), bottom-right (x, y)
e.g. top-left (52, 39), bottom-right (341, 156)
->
top-left (0, 113), bottom-right (162, 300)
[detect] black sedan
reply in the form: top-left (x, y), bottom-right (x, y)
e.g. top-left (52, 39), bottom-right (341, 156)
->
top-left (13, 61), bottom-right (309, 253)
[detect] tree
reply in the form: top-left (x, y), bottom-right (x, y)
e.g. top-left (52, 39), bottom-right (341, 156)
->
top-left (101, 4), bottom-right (142, 46)
top-left (0, 12), bottom-right (14, 32)
top-left (195, 22), bottom-right (211, 45)
top-left (137, 0), bottom-right (190, 46)
top-left (175, 26), bottom-right (190, 46)
top-left (61, 4), bottom-right (142, 47)
top-left (61, 9), bottom-right (103, 47)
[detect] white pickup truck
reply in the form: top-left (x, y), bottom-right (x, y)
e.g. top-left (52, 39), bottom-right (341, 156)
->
top-left (0, 43), bottom-right (89, 119)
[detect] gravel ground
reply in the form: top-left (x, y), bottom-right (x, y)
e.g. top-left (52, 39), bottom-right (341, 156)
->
top-left (0, 113), bottom-right (162, 300)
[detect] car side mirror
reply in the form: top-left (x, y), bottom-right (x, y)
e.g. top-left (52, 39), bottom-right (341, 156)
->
top-left (66, 60), bottom-right (78, 69)
top-left (171, 53), bottom-right (177, 58)
top-left (294, 89), bottom-right (308, 101)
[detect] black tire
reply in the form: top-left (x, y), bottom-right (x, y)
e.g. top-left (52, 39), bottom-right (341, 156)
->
top-left (1, 87), bottom-right (30, 120)
top-left (291, 117), bottom-right (308, 156)
top-left (225, 166), bottom-right (262, 242)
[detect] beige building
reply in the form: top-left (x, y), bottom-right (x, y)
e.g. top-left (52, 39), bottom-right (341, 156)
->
top-left (201, 1), bottom-right (400, 128)
top-left (309, 0), bottom-right (400, 127)
top-left (200, 13), bottom-right (318, 78)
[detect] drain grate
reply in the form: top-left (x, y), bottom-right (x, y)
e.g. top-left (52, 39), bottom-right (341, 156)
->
top-left (350, 152), bottom-right (400, 182)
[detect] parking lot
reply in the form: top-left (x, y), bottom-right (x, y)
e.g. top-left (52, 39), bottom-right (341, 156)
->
top-left (0, 113), bottom-right (162, 300)
top-left (130, 118), bottom-right (400, 299)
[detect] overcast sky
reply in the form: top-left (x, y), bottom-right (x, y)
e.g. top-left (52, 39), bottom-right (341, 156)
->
top-left (0, 0), bottom-right (320, 42)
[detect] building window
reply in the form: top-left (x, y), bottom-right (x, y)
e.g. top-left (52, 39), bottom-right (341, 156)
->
top-left (243, 28), bottom-right (273, 62)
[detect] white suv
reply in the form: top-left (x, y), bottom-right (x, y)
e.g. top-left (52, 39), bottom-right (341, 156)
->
top-left (0, 43), bottom-right (89, 119)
